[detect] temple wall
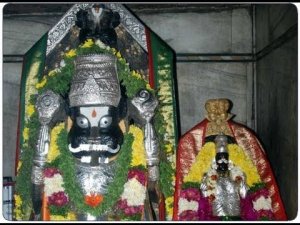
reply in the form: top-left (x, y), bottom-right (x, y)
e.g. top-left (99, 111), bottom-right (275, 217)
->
top-left (255, 4), bottom-right (298, 220)
top-left (138, 8), bottom-right (254, 134)
top-left (2, 3), bottom-right (298, 220)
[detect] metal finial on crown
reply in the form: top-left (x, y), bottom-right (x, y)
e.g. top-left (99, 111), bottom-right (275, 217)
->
top-left (215, 133), bottom-right (228, 153)
top-left (69, 53), bottom-right (121, 107)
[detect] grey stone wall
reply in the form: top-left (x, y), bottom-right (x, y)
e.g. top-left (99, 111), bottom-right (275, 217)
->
top-left (255, 4), bottom-right (297, 220)
top-left (137, 8), bottom-right (254, 134)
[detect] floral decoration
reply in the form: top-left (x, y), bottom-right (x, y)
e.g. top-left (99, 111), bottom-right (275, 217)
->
top-left (85, 193), bottom-right (104, 207)
top-left (128, 125), bottom-right (146, 168)
top-left (44, 168), bottom-right (69, 208)
top-left (117, 169), bottom-right (147, 218)
top-left (179, 141), bottom-right (274, 221)
top-left (178, 187), bottom-right (213, 221)
top-left (15, 38), bottom-right (176, 221)
top-left (183, 142), bottom-right (262, 187)
top-left (47, 123), bottom-right (65, 163)
top-left (13, 194), bottom-right (23, 221)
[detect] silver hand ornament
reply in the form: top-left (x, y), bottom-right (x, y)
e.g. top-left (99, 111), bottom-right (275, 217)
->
top-left (130, 89), bottom-right (160, 181)
top-left (31, 90), bottom-right (65, 219)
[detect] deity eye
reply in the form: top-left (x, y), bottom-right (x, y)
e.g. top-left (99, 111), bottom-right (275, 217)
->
top-left (99, 116), bottom-right (112, 128)
top-left (76, 116), bottom-right (89, 129)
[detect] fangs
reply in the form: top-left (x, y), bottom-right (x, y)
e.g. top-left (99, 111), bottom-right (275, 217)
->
top-left (68, 144), bottom-right (120, 153)
top-left (81, 156), bottom-right (91, 163)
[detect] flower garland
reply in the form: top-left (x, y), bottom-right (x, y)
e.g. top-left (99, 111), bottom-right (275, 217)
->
top-left (179, 141), bottom-right (274, 220)
top-left (47, 123), bottom-right (65, 163)
top-left (44, 167), bottom-right (70, 216)
top-left (13, 194), bottom-right (23, 221)
top-left (44, 125), bottom-right (148, 220)
top-left (129, 125), bottom-right (147, 168)
top-left (183, 142), bottom-right (216, 184)
top-left (183, 142), bottom-right (261, 187)
top-left (117, 169), bottom-right (147, 218)
top-left (15, 38), bottom-right (175, 220)
top-left (151, 40), bottom-right (177, 220)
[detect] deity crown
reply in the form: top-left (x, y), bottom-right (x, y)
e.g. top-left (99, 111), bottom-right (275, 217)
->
top-left (69, 53), bottom-right (121, 107)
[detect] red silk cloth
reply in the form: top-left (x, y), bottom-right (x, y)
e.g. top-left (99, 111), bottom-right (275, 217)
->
top-left (173, 119), bottom-right (287, 221)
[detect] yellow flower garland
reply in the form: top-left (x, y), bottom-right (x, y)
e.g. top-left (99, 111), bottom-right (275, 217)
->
top-left (35, 76), bottom-right (47, 89)
top-left (81, 38), bottom-right (94, 48)
top-left (183, 142), bottom-right (262, 187)
top-left (25, 60), bottom-right (40, 110)
top-left (22, 127), bottom-right (29, 143)
top-left (48, 69), bottom-right (58, 77)
top-left (47, 123), bottom-right (65, 163)
top-left (26, 104), bottom-right (35, 118)
top-left (17, 161), bottom-right (22, 173)
top-left (183, 142), bottom-right (216, 183)
top-left (227, 144), bottom-right (261, 186)
top-left (146, 83), bottom-right (153, 92)
top-left (131, 70), bottom-right (142, 80)
top-left (128, 125), bottom-right (147, 167)
top-left (50, 212), bottom-right (77, 221)
top-left (165, 196), bottom-right (174, 220)
top-left (13, 194), bottom-right (23, 220)
top-left (65, 49), bottom-right (77, 58)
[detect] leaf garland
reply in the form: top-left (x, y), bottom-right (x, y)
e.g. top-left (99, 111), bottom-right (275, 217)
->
top-left (15, 39), bottom-right (175, 220)
top-left (37, 40), bottom-right (148, 99)
top-left (15, 109), bottom-right (40, 218)
top-left (51, 128), bottom-right (134, 217)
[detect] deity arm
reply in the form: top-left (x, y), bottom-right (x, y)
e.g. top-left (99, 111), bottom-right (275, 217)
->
top-left (199, 173), bottom-right (209, 197)
top-left (129, 89), bottom-right (161, 220)
top-left (31, 90), bottom-right (65, 220)
top-left (238, 178), bottom-right (248, 199)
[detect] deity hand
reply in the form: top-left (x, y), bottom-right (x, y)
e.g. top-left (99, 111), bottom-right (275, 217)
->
top-left (130, 89), bottom-right (160, 176)
top-left (130, 89), bottom-right (161, 220)
top-left (130, 89), bottom-right (158, 124)
top-left (31, 90), bottom-right (65, 220)
top-left (35, 90), bottom-right (65, 127)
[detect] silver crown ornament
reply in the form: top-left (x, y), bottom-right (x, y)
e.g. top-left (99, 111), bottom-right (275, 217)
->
top-left (69, 53), bottom-right (121, 107)
top-left (215, 134), bottom-right (228, 153)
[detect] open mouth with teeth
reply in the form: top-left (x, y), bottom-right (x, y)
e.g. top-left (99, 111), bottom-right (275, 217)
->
top-left (69, 143), bottom-right (121, 164)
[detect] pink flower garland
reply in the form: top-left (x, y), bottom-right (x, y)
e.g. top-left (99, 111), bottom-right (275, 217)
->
top-left (44, 167), bottom-right (61, 178)
top-left (48, 191), bottom-right (69, 207)
top-left (179, 186), bottom-right (273, 221)
top-left (117, 199), bottom-right (143, 216)
top-left (178, 187), bottom-right (216, 221)
top-left (241, 187), bottom-right (274, 220)
top-left (128, 169), bottom-right (147, 186)
top-left (44, 167), bottom-right (69, 207)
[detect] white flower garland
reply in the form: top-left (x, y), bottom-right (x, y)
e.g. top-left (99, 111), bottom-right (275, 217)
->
top-left (253, 196), bottom-right (273, 211)
top-left (44, 174), bottom-right (65, 197)
top-left (120, 178), bottom-right (146, 206)
top-left (178, 198), bottom-right (198, 214)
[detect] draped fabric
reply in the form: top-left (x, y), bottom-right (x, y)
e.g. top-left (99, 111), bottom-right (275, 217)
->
top-left (173, 119), bottom-right (287, 221)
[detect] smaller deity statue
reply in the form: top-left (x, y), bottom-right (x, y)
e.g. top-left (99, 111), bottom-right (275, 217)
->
top-left (76, 4), bottom-right (120, 47)
top-left (200, 134), bottom-right (248, 219)
top-left (173, 98), bottom-right (286, 221)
